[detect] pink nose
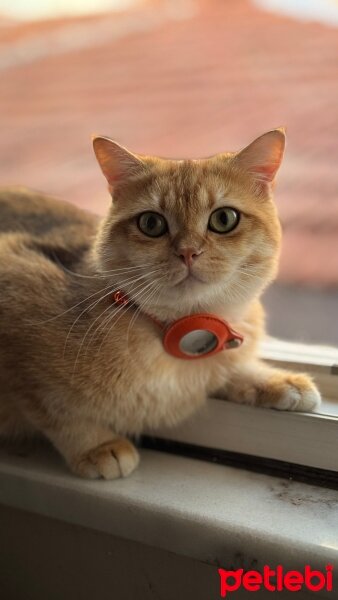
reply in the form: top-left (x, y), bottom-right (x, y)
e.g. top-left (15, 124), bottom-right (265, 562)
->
top-left (177, 248), bottom-right (203, 267)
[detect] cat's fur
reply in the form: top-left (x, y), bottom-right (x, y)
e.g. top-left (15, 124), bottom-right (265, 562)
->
top-left (0, 130), bottom-right (321, 479)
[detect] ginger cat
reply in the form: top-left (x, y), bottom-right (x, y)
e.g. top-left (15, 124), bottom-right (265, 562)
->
top-left (0, 129), bottom-right (320, 479)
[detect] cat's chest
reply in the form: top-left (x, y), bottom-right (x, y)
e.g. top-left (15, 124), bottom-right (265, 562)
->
top-left (98, 340), bottom-right (225, 432)
top-left (85, 315), bottom-right (251, 432)
top-left (106, 321), bottom-right (237, 393)
top-left (95, 309), bottom-right (252, 399)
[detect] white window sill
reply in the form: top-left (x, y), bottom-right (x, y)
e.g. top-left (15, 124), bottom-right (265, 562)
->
top-left (147, 396), bottom-right (338, 475)
top-left (140, 339), bottom-right (337, 477)
top-left (0, 445), bottom-right (337, 571)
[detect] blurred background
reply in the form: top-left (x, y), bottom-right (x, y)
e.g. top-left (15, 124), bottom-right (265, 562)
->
top-left (0, 0), bottom-right (337, 346)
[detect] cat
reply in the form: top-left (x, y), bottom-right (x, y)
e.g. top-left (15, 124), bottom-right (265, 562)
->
top-left (0, 129), bottom-right (321, 479)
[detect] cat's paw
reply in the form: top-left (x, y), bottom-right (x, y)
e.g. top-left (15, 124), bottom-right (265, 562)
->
top-left (257, 372), bottom-right (321, 412)
top-left (72, 438), bottom-right (139, 480)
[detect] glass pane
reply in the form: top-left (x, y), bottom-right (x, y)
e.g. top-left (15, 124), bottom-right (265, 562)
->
top-left (264, 285), bottom-right (338, 347)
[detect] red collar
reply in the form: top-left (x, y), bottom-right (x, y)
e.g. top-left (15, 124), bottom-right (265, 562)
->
top-left (112, 289), bottom-right (243, 360)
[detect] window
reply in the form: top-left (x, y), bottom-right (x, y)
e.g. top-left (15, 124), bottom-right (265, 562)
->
top-left (1, 0), bottom-right (337, 482)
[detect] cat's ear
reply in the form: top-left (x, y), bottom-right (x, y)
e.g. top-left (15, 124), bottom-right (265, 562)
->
top-left (92, 136), bottom-right (145, 185)
top-left (235, 128), bottom-right (286, 183)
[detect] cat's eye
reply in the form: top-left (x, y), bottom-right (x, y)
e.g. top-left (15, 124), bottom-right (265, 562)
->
top-left (208, 207), bottom-right (240, 234)
top-left (137, 212), bottom-right (168, 238)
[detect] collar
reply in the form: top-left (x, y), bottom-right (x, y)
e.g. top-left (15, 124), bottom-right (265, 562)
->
top-left (112, 289), bottom-right (244, 360)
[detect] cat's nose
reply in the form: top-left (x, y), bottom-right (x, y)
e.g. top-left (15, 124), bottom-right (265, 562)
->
top-left (177, 247), bottom-right (203, 267)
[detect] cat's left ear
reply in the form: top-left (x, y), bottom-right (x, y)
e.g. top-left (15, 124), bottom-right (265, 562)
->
top-left (235, 128), bottom-right (286, 183)
top-left (92, 136), bottom-right (145, 185)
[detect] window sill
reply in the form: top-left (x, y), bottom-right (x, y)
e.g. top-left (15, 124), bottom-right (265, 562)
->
top-left (146, 397), bottom-right (338, 476)
top-left (143, 339), bottom-right (338, 479)
top-left (0, 445), bottom-right (337, 570)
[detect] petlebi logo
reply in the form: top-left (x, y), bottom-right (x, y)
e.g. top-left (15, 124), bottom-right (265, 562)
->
top-left (218, 565), bottom-right (333, 596)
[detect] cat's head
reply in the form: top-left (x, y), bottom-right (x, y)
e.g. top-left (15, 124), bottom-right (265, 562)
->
top-left (92, 130), bottom-right (284, 318)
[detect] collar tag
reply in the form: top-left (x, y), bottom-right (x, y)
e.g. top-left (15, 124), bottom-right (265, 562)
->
top-left (112, 290), bottom-right (244, 360)
top-left (163, 314), bottom-right (243, 360)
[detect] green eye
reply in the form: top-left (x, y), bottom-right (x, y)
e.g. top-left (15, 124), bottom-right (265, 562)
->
top-left (208, 207), bottom-right (240, 234)
top-left (137, 212), bottom-right (168, 238)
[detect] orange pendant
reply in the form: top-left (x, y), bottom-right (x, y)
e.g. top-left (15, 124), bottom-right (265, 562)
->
top-left (163, 314), bottom-right (243, 360)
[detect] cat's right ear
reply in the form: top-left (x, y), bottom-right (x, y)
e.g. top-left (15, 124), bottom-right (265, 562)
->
top-left (92, 136), bottom-right (145, 185)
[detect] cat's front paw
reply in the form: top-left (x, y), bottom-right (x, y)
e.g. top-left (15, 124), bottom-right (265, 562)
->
top-left (72, 437), bottom-right (139, 480)
top-left (258, 372), bottom-right (321, 412)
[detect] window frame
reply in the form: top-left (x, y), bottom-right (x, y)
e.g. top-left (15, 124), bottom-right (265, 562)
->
top-left (144, 338), bottom-right (338, 480)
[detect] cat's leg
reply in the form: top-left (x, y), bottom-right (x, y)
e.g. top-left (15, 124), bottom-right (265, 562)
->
top-left (216, 360), bottom-right (321, 412)
top-left (45, 421), bottom-right (139, 480)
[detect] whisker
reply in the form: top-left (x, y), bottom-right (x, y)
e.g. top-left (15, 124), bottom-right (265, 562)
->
top-left (50, 252), bottom-right (105, 280)
top-left (71, 273), bottom-right (163, 374)
top-left (65, 269), bottom-right (162, 357)
top-left (125, 280), bottom-right (164, 355)
top-left (35, 270), bottom-right (148, 326)
top-left (91, 278), bottom-right (162, 353)
top-left (81, 271), bottom-right (162, 352)
top-left (85, 269), bottom-right (159, 315)
top-left (34, 280), bottom-right (117, 325)
top-left (56, 258), bottom-right (155, 280)
top-left (237, 269), bottom-right (263, 278)
top-left (33, 257), bottom-right (166, 325)
top-left (92, 276), bottom-right (166, 361)
top-left (98, 262), bottom-right (160, 274)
